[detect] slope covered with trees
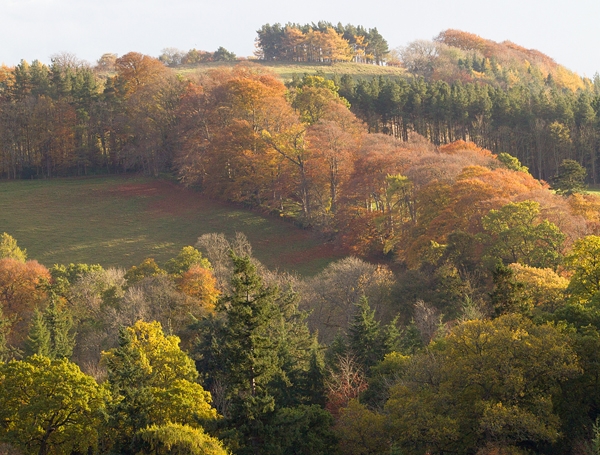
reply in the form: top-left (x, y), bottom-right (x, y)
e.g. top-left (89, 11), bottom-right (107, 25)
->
top-left (339, 29), bottom-right (600, 183)
top-left (5, 27), bottom-right (600, 454)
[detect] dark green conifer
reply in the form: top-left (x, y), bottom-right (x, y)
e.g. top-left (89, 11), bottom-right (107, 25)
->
top-left (348, 296), bottom-right (387, 372)
top-left (26, 295), bottom-right (75, 359)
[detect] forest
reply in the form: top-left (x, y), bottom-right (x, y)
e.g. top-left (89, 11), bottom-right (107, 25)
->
top-left (3, 26), bottom-right (600, 455)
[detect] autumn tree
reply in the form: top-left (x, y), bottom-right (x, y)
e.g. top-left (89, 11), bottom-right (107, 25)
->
top-left (176, 265), bottom-right (220, 314)
top-left (0, 258), bottom-right (50, 346)
top-left (114, 52), bottom-right (169, 96)
top-left (306, 102), bottom-right (364, 215)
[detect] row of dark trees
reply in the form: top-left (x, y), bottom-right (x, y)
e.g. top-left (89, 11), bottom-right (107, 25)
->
top-left (0, 53), bottom-right (181, 178)
top-left (338, 74), bottom-right (600, 183)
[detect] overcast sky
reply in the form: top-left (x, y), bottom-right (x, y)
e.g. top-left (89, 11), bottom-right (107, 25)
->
top-left (3, 0), bottom-right (599, 77)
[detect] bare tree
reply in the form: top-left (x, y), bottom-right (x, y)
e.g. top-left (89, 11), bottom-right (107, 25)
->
top-left (50, 52), bottom-right (90, 70)
top-left (398, 40), bottom-right (440, 76)
top-left (300, 257), bottom-right (395, 342)
top-left (195, 232), bottom-right (258, 290)
top-left (159, 48), bottom-right (186, 67)
top-left (413, 299), bottom-right (445, 343)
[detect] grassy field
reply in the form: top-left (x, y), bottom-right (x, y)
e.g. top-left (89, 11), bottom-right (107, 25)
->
top-left (0, 176), bottom-right (346, 276)
top-left (176, 61), bottom-right (406, 81)
top-left (586, 187), bottom-right (600, 196)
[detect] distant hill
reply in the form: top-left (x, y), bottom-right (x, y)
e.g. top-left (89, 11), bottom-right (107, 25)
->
top-left (398, 29), bottom-right (587, 91)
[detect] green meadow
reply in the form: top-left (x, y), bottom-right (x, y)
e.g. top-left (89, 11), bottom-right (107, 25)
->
top-left (177, 60), bottom-right (406, 81)
top-left (0, 176), bottom-right (345, 275)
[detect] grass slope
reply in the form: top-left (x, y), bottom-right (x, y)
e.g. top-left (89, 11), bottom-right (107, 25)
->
top-left (0, 176), bottom-right (345, 275)
top-left (177, 61), bottom-right (406, 81)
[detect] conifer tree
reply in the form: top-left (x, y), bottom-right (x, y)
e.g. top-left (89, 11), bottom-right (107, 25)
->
top-left (0, 305), bottom-right (14, 362)
top-left (197, 253), bottom-right (331, 455)
top-left (26, 309), bottom-right (52, 357)
top-left (348, 296), bottom-right (387, 372)
top-left (490, 263), bottom-right (525, 317)
top-left (217, 254), bottom-right (281, 454)
top-left (301, 341), bottom-right (327, 407)
top-left (25, 295), bottom-right (75, 359)
top-left (325, 330), bottom-right (348, 370)
top-left (397, 320), bottom-right (424, 355)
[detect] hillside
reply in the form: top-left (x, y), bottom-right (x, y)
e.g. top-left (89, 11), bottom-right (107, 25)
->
top-left (6, 27), bottom-right (600, 455)
top-left (0, 176), bottom-right (345, 274)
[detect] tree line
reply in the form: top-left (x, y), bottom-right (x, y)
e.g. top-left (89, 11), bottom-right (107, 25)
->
top-left (338, 73), bottom-right (600, 184)
top-left (255, 22), bottom-right (389, 64)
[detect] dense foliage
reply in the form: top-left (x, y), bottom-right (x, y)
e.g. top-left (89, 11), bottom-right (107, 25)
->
top-left (5, 27), bottom-right (600, 454)
top-left (255, 22), bottom-right (389, 64)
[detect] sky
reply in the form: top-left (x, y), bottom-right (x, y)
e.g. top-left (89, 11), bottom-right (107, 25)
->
top-left (3, 0), bottom-right (600, 77)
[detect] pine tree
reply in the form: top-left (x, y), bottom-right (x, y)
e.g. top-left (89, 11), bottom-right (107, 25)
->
top-left (25, 294), bottom-right (75, 359)
top-left (217, 254), bottom-right (281, 454)
top-left (26, 309), bottom-right (52, 357)
top-left (348, 296), bottom-right (387, 372)
top-left (384, 315), bottom-right (403, 353)
top-left (398, 319), bottom-right (424, 355)
top-left (301, 341), bottom-right (327, 407)
top-left (325, 330), bottom-right (348, 369)
top-left (490, 263), bottom-right (525, 317)
top-left (0, 305), bottom-right (14, 361)
top-left (44, 296), bottom-right (76, 359)
top-left (198, 253), bottom-right (328, 455)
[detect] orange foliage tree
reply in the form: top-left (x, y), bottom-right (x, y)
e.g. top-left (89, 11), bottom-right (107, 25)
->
top-left (177, 265), bottom-right (220, 314)
top-left (0, 258), bottom-right (50, 346)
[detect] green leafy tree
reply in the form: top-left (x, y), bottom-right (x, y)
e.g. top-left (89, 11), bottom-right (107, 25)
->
top-left (49, 263), bottom-right (103, 297)
top-left (553, 159), bottom-right (587, 195)
top-left (164, 246), bottom-right (211, 276)
top-left (291, 75), bottom-right (350, 124)
top-left (124, 258), bottom-right (166, 285)
top-left (0, 305), bottom-right (14, 361)
top-left (213, 47), bottom-right (237, 62)
top-left (137, 423), bottom-right (228, 455)
top-left (0, 355), bottom-right (107, 455)
top-left (335, 399), bottom-right (389, 455)
top-left (482, 200), bottom-right (565, 269)
top-left (565, 235), bottom-right (600, 304)
top-left (385, 314), bottom-right (580, 454)
top-left (0, 233), bottom-right (26, 262)
top-left (497, 152), bottom-right (528, 173)
top-left (102, 321), bottom-right (217, 454)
